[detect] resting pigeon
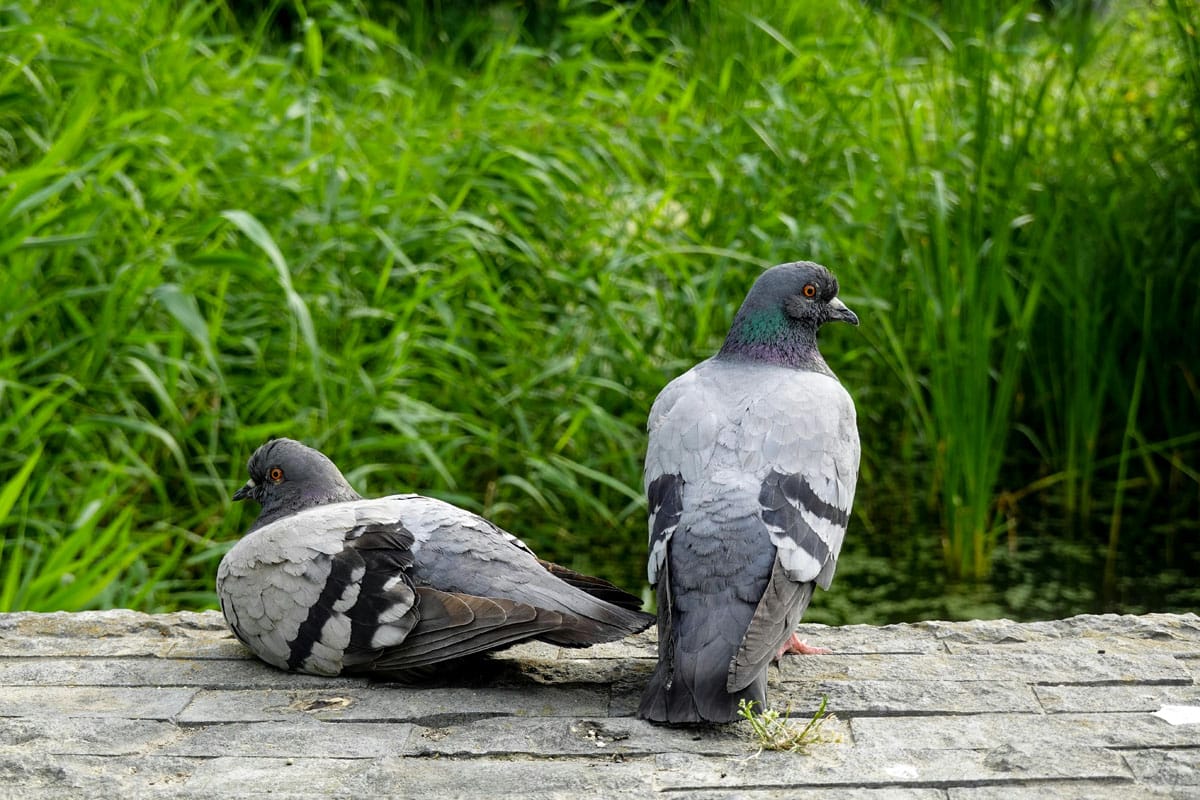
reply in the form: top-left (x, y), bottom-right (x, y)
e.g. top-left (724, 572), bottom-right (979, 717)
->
top-left (217, 438), bottom-right (653, 678)
top-left (637, 261), bottom-right (861, 724)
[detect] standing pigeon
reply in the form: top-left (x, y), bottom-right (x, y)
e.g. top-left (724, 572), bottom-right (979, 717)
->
top-left (638, 261), bottom-right (860, 724)
top-left (217, 438), bottom-right (653, 678)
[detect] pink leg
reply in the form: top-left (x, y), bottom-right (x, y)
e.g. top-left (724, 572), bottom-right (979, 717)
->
top-left (775, 631), bottom-right (832, 659)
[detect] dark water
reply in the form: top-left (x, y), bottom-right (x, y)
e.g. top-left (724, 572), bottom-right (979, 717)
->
top-left (803, 491), bottom-right (1200, 625)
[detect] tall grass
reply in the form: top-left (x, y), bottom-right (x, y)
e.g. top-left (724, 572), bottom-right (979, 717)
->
top-left (0, 0), bottom-right (1196, 615)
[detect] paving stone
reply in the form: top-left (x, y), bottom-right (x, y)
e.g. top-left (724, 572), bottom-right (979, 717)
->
top-left (164, 720), bottom-right (415, 758)
top-left (0, 687), bottom-right (196, 720)
top-left (942, 636), bottom-right (1200, 657)
top-left (653, 745), bottom-right (1132, 790)
top-left (402, 715), bottom-right (843, 758)
top-left (1123, 748), bottom-right (1200, 786)
top-left (1034, 684), bottom-right (1200, 713)
top-left (947, 782), bottom-right (1188, 799)
top-left (0, 657), bottom-right (357, 689)
top-left (681, 790), bottom-right (949, 800)
top-left (789, 622), bottom-right (949, 654)
top-left (0, 752), bottom-right (200, 791)
top-left (917, 613), bottom-right (1200, 646)
top-left (176, 683), bottom-right (609, 724)
top-left (776, 679), bottom-right (1041, 715)
top-left (852, 712), bottom-right (1200, 749)
top-left (0, 611), bottom-right (229, 659)
top-left (0, 717), bottom-right (180, 755)
top-left (182, 755), bottom-right (655, 797)
top-left (777, 651), bottom-right (1192, 685)
top-left (561, 630), bottom-right (658, 660)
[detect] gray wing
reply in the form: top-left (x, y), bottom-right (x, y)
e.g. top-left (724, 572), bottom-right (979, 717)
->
top-left (391, 495), bottom-right (652, 645)
top-left (727, 367), bottom-right (859, 690)
top-left (217, 502), bottom-right (416, 675)
top-left (644, 366), bottom-right (713, 587)
top-left (757, 394), bottom-right (858, 589)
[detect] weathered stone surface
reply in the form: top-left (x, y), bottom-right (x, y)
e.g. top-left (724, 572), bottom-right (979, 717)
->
top-left (778, 651), bottom-right (1191, 685)
top-left (916, 613), bottom-right (1200, 645)
top-left (181, 755), bottom-right (655, 797)
top-left (0, 657), bottom-right (356, 689)
top-left (0, 752), bottom-right (200, 792)
top-left (166, 720), bottom-right (415, 758)
top-left (0, 718), bottom-right (180, 756)
top-left (0, 687), bottom-right (196, 720)
top-left (948, 783), bottom-right (1189, 799)
top-left (0, 610), bottom-right (1196, 798)
top-left (1123, 748), bottom-right (1200, 785)
top-left (653, 745), bottom-right (1132, 789)
top-left (0, 610), bottom-right (228, 659)
top-left (775, 679), bottom-right (1041, 715)
top-left (176, 684), bottom-right (609, 724)
top-left (791, 622), bottom-right (950, 654)
top-left (403, 715), bottom-right (784, 757)
top-left (853, 712), bottom-right (1200, 749)
top-left (681, 790), bottom-right (949, 800)
top-left (1034, 684), bottom-right (1200, 713)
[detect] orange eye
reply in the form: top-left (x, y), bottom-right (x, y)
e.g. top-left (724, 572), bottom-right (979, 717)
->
top-left (803, 284), bottom-right (817, 298)
top-left (268, 467), bottom-right (284, 483)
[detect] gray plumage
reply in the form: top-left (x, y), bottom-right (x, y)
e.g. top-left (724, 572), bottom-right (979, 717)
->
top-left (638, 261), bottom-right (861, 724)
top-left (217, 438), bottom-right (652, 678)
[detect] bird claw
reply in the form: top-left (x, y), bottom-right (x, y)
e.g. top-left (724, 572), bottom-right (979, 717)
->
top-left (775, 632), bottom-right (832, 659)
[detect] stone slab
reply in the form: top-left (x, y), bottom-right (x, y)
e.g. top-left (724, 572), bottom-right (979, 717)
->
top-left (0, 657), bottom-right (358, 689)
top-left (165, 720), bottom-right (415, 758)
top-left (653, 745), bottom-right (1133, 790)
top-left (1033, 684), bottom-right (1200, 713)
top-left (403, 715), bottom-right (832, 757)
top-left (682, 790), bottom-right (950, 800)
top-left (1123, 748), bottom-right (1200, 786)
top-left (948, 783), bottom-right (1190, 799)
top-left (775, 679), bottom-right (1042, 715)
top-left (175, 684), bottom-right (609, 724)
top-left (777, 651), bottom-right (1192, 685)
top-left (790, 622), bottom-right (950, 654)
top-left (852, 712), bottom-right (1200, 749)
top-left (182, 755), bottom-right (655, 797)
top-left (0, 717), bottom-right (180, 756)
top-left (0, 610), bottom-right (230, 659)
top-left (915, 613), bottom-right (1200, 645)
top-left (0, 687), bottom-right (197, 720)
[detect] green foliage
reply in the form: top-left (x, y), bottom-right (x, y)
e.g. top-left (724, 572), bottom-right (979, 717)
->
top-left (0, 0), bottom-right (1196, 613)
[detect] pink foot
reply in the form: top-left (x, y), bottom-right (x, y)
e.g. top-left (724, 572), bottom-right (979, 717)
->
top-left (775, 632), bottom-right (832, 659)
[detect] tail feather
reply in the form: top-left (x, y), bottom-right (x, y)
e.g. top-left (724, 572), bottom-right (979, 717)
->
top-left (639, 652), bottom-right (766, 724)
top-left (515, 570), bottom-right (653, 646)
top-left (638, 574), bottom-right (767, 724)
top-left (537, 599), bottom-right (653, 647)
top-left (537, 558), bottom-right (646, 612)
top-left (349, 588), bottom-right (568, 675)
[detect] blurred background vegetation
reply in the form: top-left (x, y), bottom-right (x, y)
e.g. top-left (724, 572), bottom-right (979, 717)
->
top-left (1, 0), bottom-right (1196, 622)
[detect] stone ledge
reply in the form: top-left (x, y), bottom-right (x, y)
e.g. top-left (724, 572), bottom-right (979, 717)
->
top-left (0, 610), bottom-right (1197, 798)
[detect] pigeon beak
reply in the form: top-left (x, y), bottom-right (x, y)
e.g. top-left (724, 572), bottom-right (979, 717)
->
top-left (827, 297), bottom-right (859, 326)
top-left (232, 479), bottom-right (256, 502)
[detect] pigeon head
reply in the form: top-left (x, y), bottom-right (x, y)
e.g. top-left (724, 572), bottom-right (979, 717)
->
top-left (233, 438), bottom-right (362, 530)
top-left (717, 261), bottom-right (858, 373)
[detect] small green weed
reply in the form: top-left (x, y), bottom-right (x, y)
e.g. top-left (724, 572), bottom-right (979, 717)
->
top-left (737, 697), bottom-right (840, 755)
